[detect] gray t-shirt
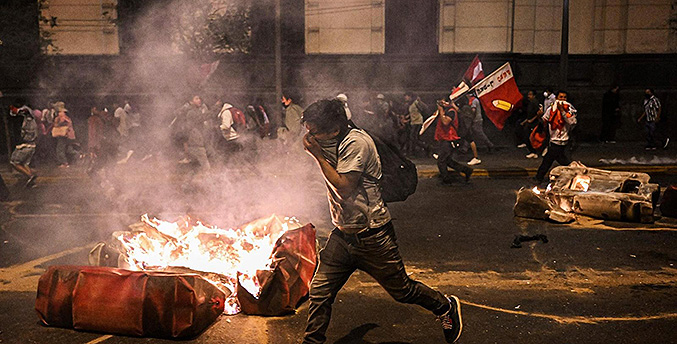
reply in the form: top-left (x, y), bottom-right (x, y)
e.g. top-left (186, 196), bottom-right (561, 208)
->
top-left (471, 97), bottom-right (483, 122)
top-left (318, 129), bottom-right (391, 231)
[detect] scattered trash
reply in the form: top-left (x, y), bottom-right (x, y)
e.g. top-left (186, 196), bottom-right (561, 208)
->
top-left (514, 162), bottom-right (659, 223)
top-left (599, 156), bottom-right (677, 166)
top-left (514, 304), bottom-right (521, 309)
top-left (630, 254), bottom-right (637, 258)
top-left (510, 234), bottom-right (548, 248)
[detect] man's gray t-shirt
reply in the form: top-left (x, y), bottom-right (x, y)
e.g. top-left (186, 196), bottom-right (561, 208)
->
top-left (318, 129), bottom-right (391, 231)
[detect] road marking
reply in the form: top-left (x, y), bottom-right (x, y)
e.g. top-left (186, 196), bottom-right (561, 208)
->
top-left (0, 244), bottom-right (94, 292)
top-left (85, 335), bottom-right (113, 344)
top-left (461, 300), bottom-right (677, 324)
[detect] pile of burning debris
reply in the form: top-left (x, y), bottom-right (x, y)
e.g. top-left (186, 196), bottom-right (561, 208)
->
top-left (36, 215), bottom-right (317, 338)
top-left (515, 162), bottom-right (660, 223)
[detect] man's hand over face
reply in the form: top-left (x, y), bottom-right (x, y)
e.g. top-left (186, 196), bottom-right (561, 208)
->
top-left (303, 132), bottom-right (324, 159)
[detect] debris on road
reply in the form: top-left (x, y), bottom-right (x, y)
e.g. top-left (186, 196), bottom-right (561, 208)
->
top-left (514, 162), bottom-right (660, 223)
top-left (510, 234), bottom-right (548, 248)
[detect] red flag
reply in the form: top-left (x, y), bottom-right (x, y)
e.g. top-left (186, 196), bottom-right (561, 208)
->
top-left (199, 60), bottom-right (220, 85)
top-left (463, 55), bottom-right (485, 86)
top-left (473, 62), bottom-right (523, 130)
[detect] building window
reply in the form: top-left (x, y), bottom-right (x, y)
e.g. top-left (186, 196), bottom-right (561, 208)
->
top-left (305, 0), bottom-right (384, 54)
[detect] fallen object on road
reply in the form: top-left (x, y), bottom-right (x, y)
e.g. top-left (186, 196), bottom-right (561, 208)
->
top-left (88, 215), bottom-right (317, 316)
top-left (510, 234), bottom-right (548, 248)
top-left (35, 266), bottom-right (225, 338)
top-left (515, 162), bottom-right (660, 223)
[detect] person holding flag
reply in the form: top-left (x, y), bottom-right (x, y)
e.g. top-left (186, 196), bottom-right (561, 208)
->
top-left (534, 90), bottom-right (578, 184)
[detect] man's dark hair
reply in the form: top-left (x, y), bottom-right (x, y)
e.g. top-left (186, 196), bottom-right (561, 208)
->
top-left (556, 90), bottom-right (568, 97)
top-left (404, 91), bottom-right (415, 98)
top-left (545, 87), bottom-right (553, 93)
top-left (282, 90), bottom-right (301, 103)
top-left (647, 88), bottom-right (655, 95)
top-left (301, 99), bottom-right (347, 134)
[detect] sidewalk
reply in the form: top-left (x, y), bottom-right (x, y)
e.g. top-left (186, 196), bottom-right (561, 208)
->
top-left (412, 141), bottom-right (677, 178)
top-left (0, 142), bottom-right (675, 182)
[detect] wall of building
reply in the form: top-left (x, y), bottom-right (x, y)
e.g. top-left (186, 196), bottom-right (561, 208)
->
top-left (40, 0), bottom-right (119, 55)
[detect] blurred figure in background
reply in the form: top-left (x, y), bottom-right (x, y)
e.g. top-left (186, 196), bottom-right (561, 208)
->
top-left (600, 85), bottom-right (620, 143)
top-left (637, 88), bottom-right (668, 150)
top-left (279, 91), bottom-right (304, 145)
top-left (53, 108), bottom-right (79, 168)
top-left (8, 102), bottom-right (38, 187)
top-left (403, 92), bottom-right (428, 157)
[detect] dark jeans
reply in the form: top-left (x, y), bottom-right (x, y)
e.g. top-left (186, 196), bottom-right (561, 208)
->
top-left (56, 137), bottom-right (78, 165)
top-left (645, 121), bottom-right (658, 148)
top-left (600, 114), bottom-right (618, 141)
top-left (437, 140), bottom-right (472, 182)
top-left (535, 143), bottom-right (571, 182)
top-left (303, 222), bottom-right (449, 344)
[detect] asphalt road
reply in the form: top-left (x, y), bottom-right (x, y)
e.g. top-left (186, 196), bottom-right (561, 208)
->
top-left (1, 161), bottom-right (676, 344)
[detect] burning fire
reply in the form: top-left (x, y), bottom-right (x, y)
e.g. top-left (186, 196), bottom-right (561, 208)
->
top-left (570, 175), bottom-right (591, 192)
top-left (113, 214), bottom-right (302, 314)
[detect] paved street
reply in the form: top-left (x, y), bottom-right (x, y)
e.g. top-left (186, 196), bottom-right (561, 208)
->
top-left (1, 145), bottom-right (676, 343)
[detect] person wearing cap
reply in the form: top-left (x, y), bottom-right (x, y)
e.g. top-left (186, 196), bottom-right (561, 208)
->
top-left (53, 108), bottom-right (78, 168)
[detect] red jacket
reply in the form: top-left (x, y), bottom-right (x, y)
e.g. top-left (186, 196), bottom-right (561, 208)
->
top-left (434, 108), bottom-right (460, 142)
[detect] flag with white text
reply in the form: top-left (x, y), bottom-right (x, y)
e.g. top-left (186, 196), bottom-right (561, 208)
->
top-left (473, 62), bottom-right (522, 130)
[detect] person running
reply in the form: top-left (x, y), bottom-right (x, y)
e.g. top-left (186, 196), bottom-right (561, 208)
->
top-left (534, 90), bottom-right (577, 184)
top-left (300, 98), bottom-right (462, 344)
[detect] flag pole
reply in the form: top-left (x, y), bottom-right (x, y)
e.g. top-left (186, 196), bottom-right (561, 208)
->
top-left (467, 62), bottom-right (510, 93)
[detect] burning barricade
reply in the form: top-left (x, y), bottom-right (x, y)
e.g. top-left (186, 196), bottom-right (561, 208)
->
top-left (515, 162), bottom-right (660, 223)
top-left (36, 215), bottom-right (317, 338)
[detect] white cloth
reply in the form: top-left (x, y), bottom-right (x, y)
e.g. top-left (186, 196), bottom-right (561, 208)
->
top-left (217, 103), bottom-right (240, 141)
top-left (542, 101), bottom-right (577, 145)
top-left (114, 106), bottom-right (129, 137)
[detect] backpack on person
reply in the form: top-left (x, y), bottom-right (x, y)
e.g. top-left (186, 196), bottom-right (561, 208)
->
top-left (230, 107), bottom-right (247, 130)
top-left (339, 123), bottom-right (418, 203)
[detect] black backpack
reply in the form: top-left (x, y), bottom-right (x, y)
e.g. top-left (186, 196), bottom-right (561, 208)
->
top-left (338, 125), bottom-right (418, 203)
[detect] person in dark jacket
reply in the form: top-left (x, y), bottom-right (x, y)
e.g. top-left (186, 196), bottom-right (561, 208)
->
top-left (600, 85), bottom-right (620, 143)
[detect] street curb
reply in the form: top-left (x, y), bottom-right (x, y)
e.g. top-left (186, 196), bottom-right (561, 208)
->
top-left (417, 165), bottom-right (677, 178)
top-left (1, 165), bottom-right (676, 183)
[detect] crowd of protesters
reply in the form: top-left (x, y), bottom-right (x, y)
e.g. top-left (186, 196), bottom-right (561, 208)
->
top-left (0, 86), bottom-right (671, 199)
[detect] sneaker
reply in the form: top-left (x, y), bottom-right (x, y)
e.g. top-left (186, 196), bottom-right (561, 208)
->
top-left (439, 295), bottom-right (462, 343)
top-left (517, 143), bottom-right (527, 148)
top-left (432, 153), bottom-right (439, 160)
top-left (467, 157), bottom-right (481, 166)
top-left (526, 153), bottom-right (539, 159)
top-left (664, 138), bottom-right (670, 149)
top-left (25, 175), bottom-right (37, 188)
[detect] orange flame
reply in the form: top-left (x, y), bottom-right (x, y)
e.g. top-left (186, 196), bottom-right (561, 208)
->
top-left (114, 214), bottom-right (301, 314)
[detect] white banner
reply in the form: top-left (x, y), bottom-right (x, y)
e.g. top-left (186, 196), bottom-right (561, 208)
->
top-left (473, 62), bottom-right (514, 98)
